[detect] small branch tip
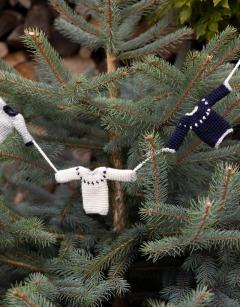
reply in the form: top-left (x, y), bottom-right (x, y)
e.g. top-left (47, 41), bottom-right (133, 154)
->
top-left (145, 134), bottom-right (154, 141)
top-left (206, 201), bottom-right (211, 208)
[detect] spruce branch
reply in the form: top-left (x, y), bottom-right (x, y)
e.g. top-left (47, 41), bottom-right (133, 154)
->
top-left (46, 140), bottom-right (104, 150)
top-left (108, 103), bottom-right (159, 125)
top-left (104, 118), bottom-right (140, 132)
top-left (216, 166), bottom-right (232, 222)
top-left (49, 0), bottom-right (100, 37)
top-left (140, 203), bottom-right (189, 224)
top-left (180, 146), bottom-right (240, 164)
top-left (76, 0), bottom-right (101, 13)
top-left (155, 91), bottom-right (174, 100)
top-left (191, 201), bottom-right (212, 242)
top-left (146, 57), bottom-right (181, 84)
top-left (0, 258), bottom-right (44, 273)
top-left (134, 65), bottom-right (174, 82)
top-left (176, 140), bottom-right (202, 163)
top-left (82, 69), bottom-right (129, 92)
top-left (83, 225), bottom-right (146, 279)
top-left (230, 113), bottom-right (240, 125)
top-left (169, 286), bottom-right (213, 307)
top-left (0, 58), bottom-right (17, 74)
top-left (59, 237), bottom-right (73, 260)
top-left (192, 292), bottom-right (208, 307)
top-left (121, 0), bottom-right (163, 17)
top-left (84, 237), bottom-right (135, 278)
top-left (119, 13), bottom-right (173, 51)
top-left (11, 251), bottom-right (40, 265)
top-left (203, 26), bottom-right (237, 57)
top-left (54, 18), bottom-right (101, 50)
top-left (222, 97), bottom-right (240, 117)
top-left (162, 55), bottom-right (212, 125)
top-left (24, 29), bottom-right (69, 89)
top-left (141, 236), bottom-right (188, 261)
top-left (0, 152), bottom-right (55, 173)
top-left (60, 190), bottom-right (82, 224)
top-left (0, 70), bottom-right (62, 103)
top-left (78, 97), bottom-right (109, 112)
top-left (204, 45), bottom-right (240, 78)
top-left (5, 276), bottom-right (58, 307)
top-left (12, 291), bottom-right (39, 307)
top-left (118, 27), bottom-right (192, 61)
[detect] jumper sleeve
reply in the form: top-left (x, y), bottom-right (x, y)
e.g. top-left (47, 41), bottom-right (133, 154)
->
top-left (0, 119), bottom-right (13, 144)
top-left (106, 168), bottom-right (137, 182)
top-left (203, 82), bottom-right (232, 107)
top-left (162, 120), bottom-right (189, 153)
top-left (55, 167), bottom-right (79, 183)
top-left (13, 114), bottom-right (33, 145)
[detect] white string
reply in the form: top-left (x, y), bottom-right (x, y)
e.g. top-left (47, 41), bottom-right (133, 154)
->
top-left (133, 156), bottom-right (151, 172)
top-left (225, 59), bottom-right (240, 83)
top-left (32, 139), bottom-right (58, 172)
top-left (133, 150), bottom-right (162, 172)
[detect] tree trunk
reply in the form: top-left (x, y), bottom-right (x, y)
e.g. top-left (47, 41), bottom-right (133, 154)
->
top-left (106, 52), bottom-right (126, 233)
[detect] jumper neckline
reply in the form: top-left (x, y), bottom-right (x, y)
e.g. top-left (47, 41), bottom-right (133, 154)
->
top-left (78, 166), bottom-right (106, 180)
top-left (185, 106), bottom-right (198, 116)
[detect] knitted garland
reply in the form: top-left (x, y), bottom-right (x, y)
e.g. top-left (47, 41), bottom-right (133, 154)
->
top-left (55, 166), bottom-right (136, 215)
top-left (162, 59), bottom-right (240, 153)
top-left (162, 81), bottom-right (233, 153)
top-left (0, 97), bottom-right (58, 172)
top-left (0, 59), bottom-right (239, 215)
top-left (0, 98), bottom-right (33, 146)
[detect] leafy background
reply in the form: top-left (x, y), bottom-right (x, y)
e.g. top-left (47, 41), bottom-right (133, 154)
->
top-left (151, 0), bottom-right (240, 41)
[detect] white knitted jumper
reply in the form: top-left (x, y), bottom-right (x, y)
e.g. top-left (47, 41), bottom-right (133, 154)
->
top-left (55, 166), bottom-right (137, 215)
top-left (0, 98), bottom-right (33, 145)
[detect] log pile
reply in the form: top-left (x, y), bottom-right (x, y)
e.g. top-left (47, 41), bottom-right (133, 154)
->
top-left (0, 0), bottom-right (98, 79)
top-left (0, 0), bottom-right (184, 80)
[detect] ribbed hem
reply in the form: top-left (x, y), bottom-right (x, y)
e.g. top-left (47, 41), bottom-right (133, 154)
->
top-left (162, 148), bottom-right (176, 153)
top-left (84, 209), bottom-right (108, 215)
top-left (214, 128), bottom-right (233, 148)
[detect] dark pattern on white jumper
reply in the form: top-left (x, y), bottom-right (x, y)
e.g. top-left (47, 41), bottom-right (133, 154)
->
top-left (55, 166), bottom-right (136, 215)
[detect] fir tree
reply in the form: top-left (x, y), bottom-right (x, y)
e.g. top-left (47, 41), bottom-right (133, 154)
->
top-left (0, 0), bottom-right (240, 307)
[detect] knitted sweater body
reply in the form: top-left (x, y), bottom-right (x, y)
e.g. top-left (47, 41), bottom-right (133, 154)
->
top-left (163, 82), bottom-right (233, 153)
top-left (0, 98), bottom-right (33, 146)
top-left (55, 166), bottom-right (137, 215)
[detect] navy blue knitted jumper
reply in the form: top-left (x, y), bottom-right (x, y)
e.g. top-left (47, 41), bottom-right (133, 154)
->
top-left (163, 82), bottom-right (233, 153)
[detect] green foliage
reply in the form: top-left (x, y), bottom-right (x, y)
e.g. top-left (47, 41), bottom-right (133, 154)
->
top-left (152, 0), bottom-right (240, 41)
top-left (4, 273), bottom-right (58, 307)
top-left (0, 0), bottom-right (240, 306)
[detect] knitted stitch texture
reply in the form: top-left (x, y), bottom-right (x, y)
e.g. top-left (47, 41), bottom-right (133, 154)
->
top-left (163, 82), bottom-right (233, 153)
top-left (55, 166), bottom-right (137, 215)
top-left (0, 98), bottom-right (33, 146)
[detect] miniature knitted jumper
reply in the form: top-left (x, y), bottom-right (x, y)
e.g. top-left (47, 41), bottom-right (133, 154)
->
top-left (163, 82), bottom-right (233, 153)
top-left (0, 97), bottom-right (33, 146)
top-left (55, 166), bottom-right (137, 215)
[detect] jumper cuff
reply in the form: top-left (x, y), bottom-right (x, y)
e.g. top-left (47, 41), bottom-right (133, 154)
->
top-left (55, 167), bottom-right (80, 183)
top-left (214, 128), bottom-right (233, 149)
top-left (223, 81), bottom-right (232, 92)
top-left (25, 141), bottom-right (33, 147)
top-left (162, 148), bottom-right (176, 154)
